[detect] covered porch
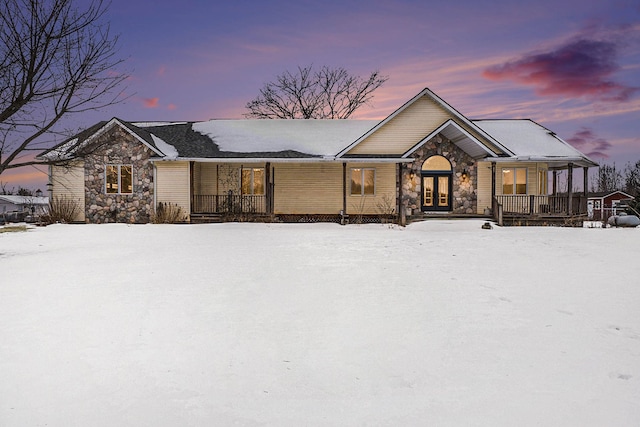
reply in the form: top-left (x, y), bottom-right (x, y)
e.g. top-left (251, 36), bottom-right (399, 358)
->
top-left (189, 161), bottom-right (273, 219)
top-left (491, 161), bottom-right (593, 226)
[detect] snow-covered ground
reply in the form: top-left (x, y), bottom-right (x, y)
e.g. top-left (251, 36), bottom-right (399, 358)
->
top-left (1, 221), bottom-right (639, 426)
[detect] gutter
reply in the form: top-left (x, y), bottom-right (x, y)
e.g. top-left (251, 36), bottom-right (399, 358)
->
top-left (149, 157), bottom-right (414, 164)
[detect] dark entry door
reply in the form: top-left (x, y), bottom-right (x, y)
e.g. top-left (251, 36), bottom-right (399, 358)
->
top-left (422, 174), bottom-right (451, 211)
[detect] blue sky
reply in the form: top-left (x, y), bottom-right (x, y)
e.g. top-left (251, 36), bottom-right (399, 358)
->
top-left (4, 0), bottom-right (640, 190)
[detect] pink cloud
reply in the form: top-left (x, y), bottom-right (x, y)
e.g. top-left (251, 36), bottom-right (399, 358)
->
top-left (483, 38), bottom-right (638, 102)
top-left (143, 97), bottom-right (160, 108)
top-left (566, 127), bottom-right (612, 159)
top-left (167, 103), bottom-right (177, 111)
top-left (157, 66), bottom-right (166, 77)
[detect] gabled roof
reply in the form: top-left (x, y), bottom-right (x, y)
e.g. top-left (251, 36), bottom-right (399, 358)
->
top-left (402, 119), bottom-right (501, 160)
top-left (38, 88), bottom-right (599, 168)
top-left (189, 119), bottom-right (379, 158)
top-left (39, 118), bottom-right (168, 161)
top-left (336, 87), bottom-right (512, 158)
top-left (473, 119), bottom-right (598, 168)
top-left (588, 190), bottom-right (634, 199)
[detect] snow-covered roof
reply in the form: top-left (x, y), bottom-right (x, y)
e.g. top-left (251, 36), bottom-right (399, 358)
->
top-left (0, 195), bottom-right (49, 205)
top-left (473, 119), bottom-right (598, 167)
top-left (192, 119), bottom-right (379, 157)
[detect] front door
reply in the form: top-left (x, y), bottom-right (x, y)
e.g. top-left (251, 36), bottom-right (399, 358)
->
top-left (422, 174), bottom-right (451, 211)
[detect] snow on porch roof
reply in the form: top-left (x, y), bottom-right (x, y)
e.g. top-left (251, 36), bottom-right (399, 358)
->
top-left (473, 119), bottom-right (598, 167)
top-left (191, 119), bottom-right (380, 157)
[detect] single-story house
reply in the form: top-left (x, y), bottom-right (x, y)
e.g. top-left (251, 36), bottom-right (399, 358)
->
top-left (39, 88), bottom-right (597, 225)
top-left (587, 190), bottom-right (634, 221)
top-left (0, 194), bottom-right (49, 222)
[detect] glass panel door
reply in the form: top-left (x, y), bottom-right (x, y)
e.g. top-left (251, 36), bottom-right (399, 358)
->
top-left (423, 177), bottom-right (434, 207)
top-left (438, 176), bottom-right (450, 208)
top-left (422, 174), bottom-right (451, 211)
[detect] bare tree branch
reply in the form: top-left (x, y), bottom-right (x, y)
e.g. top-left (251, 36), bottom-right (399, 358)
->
top-left (245, 65), bottom-right (388, 119)
top-left (0, 0), bottom-right (128, 175)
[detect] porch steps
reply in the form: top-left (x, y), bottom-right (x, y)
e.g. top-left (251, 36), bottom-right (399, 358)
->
top-left (190, 213), bottom-right (223, 224)
top-left (412, 213), bottom-right (491, 222)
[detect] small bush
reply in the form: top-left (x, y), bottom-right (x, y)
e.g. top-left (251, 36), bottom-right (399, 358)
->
top-left (375, 193), bottom-right (396, 223)
top-left (0, 225), bottom-right (29, 233)
top-left (43, 196), bottom-right (80, 224)
top-left (152, 202), bottom-right (187, 224)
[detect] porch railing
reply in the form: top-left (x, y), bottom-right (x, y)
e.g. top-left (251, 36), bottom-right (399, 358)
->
top-left (192, 193), bottom-right (266, 214)
top-left (495, 195), bottom-right (588, 215)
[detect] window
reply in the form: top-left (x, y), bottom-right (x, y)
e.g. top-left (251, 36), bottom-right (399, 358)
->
top-left (422, 155), bottom-right (451, 171)
top-left (241, 168), bottom-right (265, 195)
top-left (538, 169), bottom-right (548, 195)
top-left (351, 168), bottom-right (375, 196)
top-left (106, 165), bottom-right (132, 194)
top-left (502, 168), bottom-right (527, 195)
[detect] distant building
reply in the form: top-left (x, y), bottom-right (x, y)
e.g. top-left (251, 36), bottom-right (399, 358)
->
top-left (0, 195), bottom-right (49, 218)
top-left (587, 191), bottom-right (634, 221)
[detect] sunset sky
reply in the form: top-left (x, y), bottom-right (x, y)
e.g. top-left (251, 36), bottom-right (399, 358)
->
top-left (4, 0), bottom-right (639, 191)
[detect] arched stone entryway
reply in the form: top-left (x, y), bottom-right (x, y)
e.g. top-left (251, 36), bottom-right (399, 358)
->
top-left (400, 133), bottom-right (477, 217)
top-left (421, 155), bottom-right (452, 211)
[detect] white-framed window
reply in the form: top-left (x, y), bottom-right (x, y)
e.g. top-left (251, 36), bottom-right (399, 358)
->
top-left (106, 165), bottom-right (133, 194)
top-left (350, 168), bottom-right (375, 196)
top-left (502, 167), bottom-right (527, 195)
top-left (538, 168), bottom-right (548, 195)
top-left (241, 167), bottom-right (265, 195)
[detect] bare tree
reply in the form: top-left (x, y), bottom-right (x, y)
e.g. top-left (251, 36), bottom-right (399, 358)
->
top-left (0, 0), bottom-right (128, 177)
top-left (624, 160), bottom-right (640, 196)
top-left (593, 163), bottom-right (623, 192)
top-left (245, 65), bottom-right (388, 119)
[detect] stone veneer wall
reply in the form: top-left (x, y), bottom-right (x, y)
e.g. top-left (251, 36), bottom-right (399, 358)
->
top-left (401, 133), bottom-right (477, 216)
top-left (83, 127), bottom-right (155, 223)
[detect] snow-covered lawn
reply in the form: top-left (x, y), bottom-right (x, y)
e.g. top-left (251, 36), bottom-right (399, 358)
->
top-left (1, 221), bottom-right (639, 426)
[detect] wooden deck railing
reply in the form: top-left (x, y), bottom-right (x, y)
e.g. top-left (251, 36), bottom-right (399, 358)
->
top-left (192, 193), bottom-right (266, 214)
top-left (495, 195), bottom-right (587, 215)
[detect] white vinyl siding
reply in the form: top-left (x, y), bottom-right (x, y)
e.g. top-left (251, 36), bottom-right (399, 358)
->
top-left (271, 162), bottom-right (396, 215)
top-left (50, 162), bottom-right (85, 222)
top-left (476, 161), bottom-right (492, 214)
top-left (273, 163), bottom-right (343, 214)
top-left (155, 161), bottom-right (190, 215)
top-left (347, 96), bottom-right (451, 155)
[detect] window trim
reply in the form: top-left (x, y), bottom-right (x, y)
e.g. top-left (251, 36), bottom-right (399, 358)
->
top-left (240, 167), bottom-right (265, 195)
top-left (538, 168), bottom-right (548, 195)
top-left (501, 167), bottom-right (527, 195)
top-left (350, 167), bottom-right (376, 196)
top-left (105, 164), bottom-right (133, 195)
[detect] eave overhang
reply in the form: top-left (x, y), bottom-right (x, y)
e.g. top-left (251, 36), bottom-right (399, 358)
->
top-left (402, 119), bottom-right (506, 160)
top-left (150, 156), bottom-right (412, 163)
top-left (490, 156), bottom-right (599, 169)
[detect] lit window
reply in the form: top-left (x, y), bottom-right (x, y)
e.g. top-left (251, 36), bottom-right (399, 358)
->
top-left (241, 168), bottom-right (265, 195)
top-left (502, 168), bottom-right (527, 195)
top-left (106, 165), bottom-right (132, 194)
top-left (351, 168), bottom-right (375, 196)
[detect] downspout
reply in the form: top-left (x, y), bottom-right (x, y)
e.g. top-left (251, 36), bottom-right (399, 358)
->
top-left (341, 162), bottom-right (347, 225)
top-left (398, 163), bottom-right (405, 226)
top-left (153, 162), bottom-right (157, 220)
top-left (190, 161), bottom-right (195, 217)
top-left (265, 162), bottom-right (271, 215)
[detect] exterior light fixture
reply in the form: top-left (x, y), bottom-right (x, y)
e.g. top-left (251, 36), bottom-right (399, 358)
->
top-left (461, 168), bottom-right (469, 180)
